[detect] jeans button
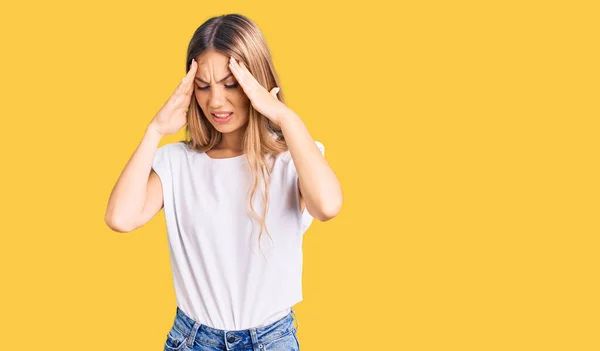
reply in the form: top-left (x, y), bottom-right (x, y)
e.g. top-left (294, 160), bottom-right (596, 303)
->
top-left (227, 335), bottom-right (236, 343)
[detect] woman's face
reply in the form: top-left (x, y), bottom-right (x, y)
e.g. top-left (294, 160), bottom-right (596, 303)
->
top-left (193, 49), bottom-right (250, 134)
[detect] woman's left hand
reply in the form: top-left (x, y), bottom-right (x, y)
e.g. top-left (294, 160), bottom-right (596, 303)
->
top-left (229, 56), bottom-right (288, 126)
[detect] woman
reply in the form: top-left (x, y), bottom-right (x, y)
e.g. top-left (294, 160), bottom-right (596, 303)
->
top-left (105, 13), bottom-right (343, 351)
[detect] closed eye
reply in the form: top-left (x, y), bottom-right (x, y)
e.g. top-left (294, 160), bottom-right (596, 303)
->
top-left (196, 83), bottom-right (238, 90)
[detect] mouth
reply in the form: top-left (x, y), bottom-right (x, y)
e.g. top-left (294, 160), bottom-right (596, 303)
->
top-left (211, 112), bottom-right (233, 124)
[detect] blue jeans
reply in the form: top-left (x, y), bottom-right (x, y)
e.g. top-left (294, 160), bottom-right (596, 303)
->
top-left (164, 307), bottom-right (300, 351)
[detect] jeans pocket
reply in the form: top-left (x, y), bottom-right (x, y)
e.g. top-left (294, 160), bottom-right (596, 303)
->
top-left (263, 330), bottom-right (299, 351)
top-left (164, 326), bottom-right (189, 351)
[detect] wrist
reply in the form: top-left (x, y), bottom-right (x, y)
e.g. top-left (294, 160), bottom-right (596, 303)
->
top-left (278, 108), bottom-right (300, 131)
top-left (145, 123), bottom-right (165, 140)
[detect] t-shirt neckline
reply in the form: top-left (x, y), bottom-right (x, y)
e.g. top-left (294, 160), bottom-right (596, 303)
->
top-left (202, 152), bottom-right (246, 162)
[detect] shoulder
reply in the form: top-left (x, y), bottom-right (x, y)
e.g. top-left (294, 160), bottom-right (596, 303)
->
top-left (278, 140), bottom-right (325, 163)
top-left (156, 141), bottom-right (189, 158)
top-left (153, 142), bottom-right (188, 170)
top-left (158, 141), bottom-right (187, 152)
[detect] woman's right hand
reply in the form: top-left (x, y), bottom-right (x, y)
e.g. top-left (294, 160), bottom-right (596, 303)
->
top-left (149, 59), bottom-right (198, 136)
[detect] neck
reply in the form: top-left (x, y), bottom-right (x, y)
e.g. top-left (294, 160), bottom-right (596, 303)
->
top-left (217, 126), bottom-right (246, 151)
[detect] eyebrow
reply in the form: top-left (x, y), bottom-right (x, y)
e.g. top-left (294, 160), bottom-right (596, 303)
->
top-left (195, 73), bottom-right (233, 84)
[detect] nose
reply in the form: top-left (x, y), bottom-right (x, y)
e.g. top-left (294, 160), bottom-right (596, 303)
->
top-left (208, 86), bottom-right (226, 108)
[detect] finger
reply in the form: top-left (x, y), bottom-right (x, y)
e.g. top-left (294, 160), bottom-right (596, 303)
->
top-left (230, 57), bottom-right (254, 84)
top-left (175, 75), bottom-right (187, 94)
top-left (187, 59), bottom-right (197, 76)
top-left (229, 56), bottom-right (242, 81)
top-left (188, 59), bottom-right (197, 78)
top-left (238, 61), bottom-right (252, 79)
top-left (185, 59), bottom-right (197, 86)
top-left (183, 81), bottom-right (194, 97)
top-left (229, 57), bottom-right (252, 94)
top-left (176, 61), bottom-right (196, 94)
top-left (236, 59), bottom-right (264, 95)
top-left (185, 64), bottom-right (197, 94)
top-left (183, 98), bottom-right (192, 113)
top-left (178, 60), bottom-right (195, 89)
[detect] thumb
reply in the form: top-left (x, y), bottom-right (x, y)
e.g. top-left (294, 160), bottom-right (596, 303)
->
top-left (270, 87), bottom-right (280, 99)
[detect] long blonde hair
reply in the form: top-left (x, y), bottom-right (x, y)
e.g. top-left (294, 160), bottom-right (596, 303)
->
top-left (180, 14), bottom-right (290, 260)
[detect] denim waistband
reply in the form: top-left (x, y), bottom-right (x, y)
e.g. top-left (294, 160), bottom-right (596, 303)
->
top-left (170, 306), bottom-right (299, 349)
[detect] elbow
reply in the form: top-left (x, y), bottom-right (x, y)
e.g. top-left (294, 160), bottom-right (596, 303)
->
top-left (105, 214), bottom-right (134, 233)
top-left (314, 195), bottom-right (343, 222)
top-left (316, 212), bottom-right (336, 222)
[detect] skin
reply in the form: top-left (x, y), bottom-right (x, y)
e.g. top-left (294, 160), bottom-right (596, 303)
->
top-left (106, 49), bottom-right (340, 234)
top-left (191, 49), bottom-right (342, 219)
top-left (193, 49), bottom-right (251, 157)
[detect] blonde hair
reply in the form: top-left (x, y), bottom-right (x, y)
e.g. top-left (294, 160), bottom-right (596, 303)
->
top-left (180, 14), bottom-right (289, 260)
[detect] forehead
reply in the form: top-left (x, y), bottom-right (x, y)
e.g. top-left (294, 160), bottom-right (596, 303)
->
top-left (194, 50), bottom-right (234, 82)
top-left (195, 50), bottom-right (229, 70)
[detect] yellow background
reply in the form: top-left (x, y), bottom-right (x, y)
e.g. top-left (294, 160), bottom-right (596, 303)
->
top-left (1, 0), bottom-right (598, 350)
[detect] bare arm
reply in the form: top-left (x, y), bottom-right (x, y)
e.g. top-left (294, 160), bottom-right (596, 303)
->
top-left (279, 108), bottom-right (343, 222)
top-left (104, 124), bottom-right (165, 232)
top-left (105, 59), bottom-right (198, 232)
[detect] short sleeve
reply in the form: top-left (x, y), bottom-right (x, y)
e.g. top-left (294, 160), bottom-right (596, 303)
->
top-left (300, 141), bottom-right (325, 232)
top-left (152, 144), bottom-right (172, 191)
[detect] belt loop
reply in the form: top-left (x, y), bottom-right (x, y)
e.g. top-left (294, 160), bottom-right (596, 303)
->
top-left (187, 321), bottom-right (201, 348)
top-left (250, 327), bottom-right (260, 350)
top-left (291, 308), bottom-right (299, 332)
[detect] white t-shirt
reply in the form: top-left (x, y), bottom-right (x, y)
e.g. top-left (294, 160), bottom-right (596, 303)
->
top-left (152, 140), bottom-right (324, 330)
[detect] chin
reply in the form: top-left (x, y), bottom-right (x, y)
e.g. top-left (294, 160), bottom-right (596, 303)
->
top-left (213, 124), bottom-right (239, 135)
top-left (213, 126), bottom-right (231, 133)
top-left (213, 120), bottom-right (249, 133)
